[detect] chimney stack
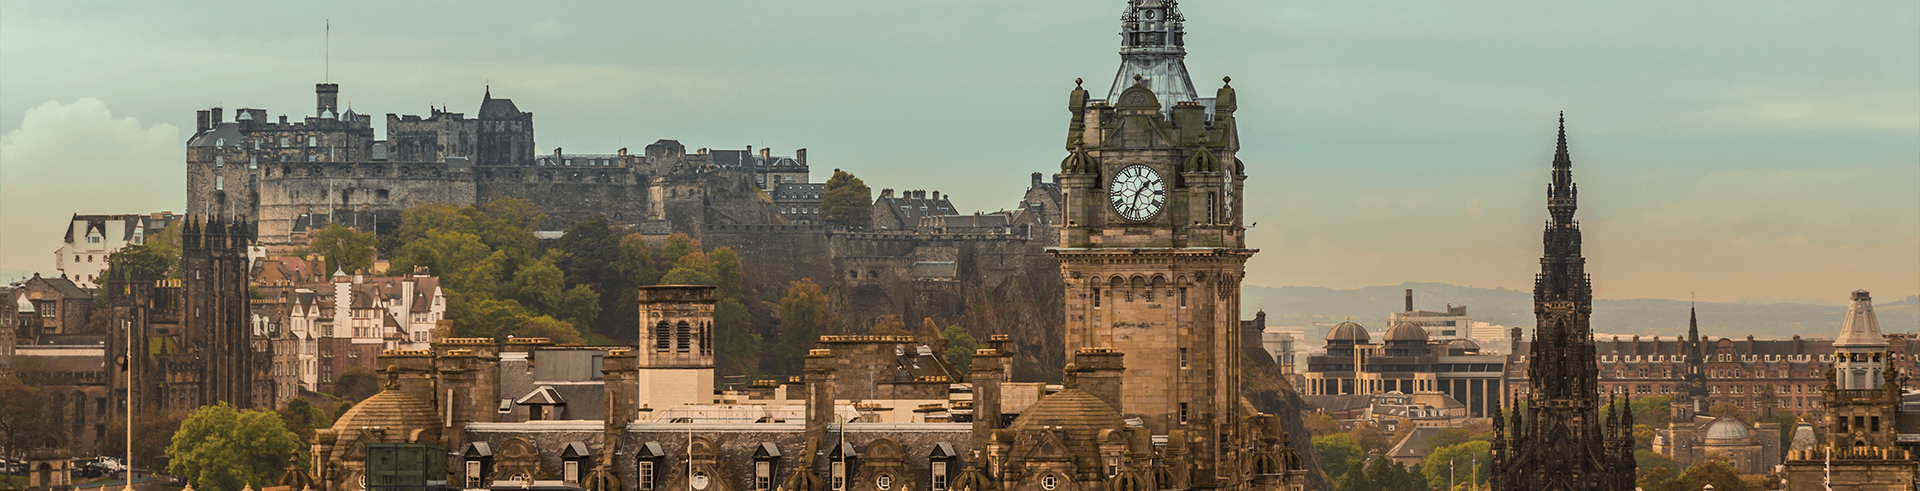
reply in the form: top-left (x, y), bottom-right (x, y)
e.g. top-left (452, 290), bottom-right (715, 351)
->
top-left (760, 147), bottom-right (771, 158)
top-left (1405, 289), bottom-right (1414, 312)
top-left (210, 107), bottom-right (223, 125)
top-left (196, 110), bottom-right (211, 133)
top-left (796, 148), bottom-right (807, 166)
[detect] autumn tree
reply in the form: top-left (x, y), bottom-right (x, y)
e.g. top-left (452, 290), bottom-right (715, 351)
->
top-left (167, 403), bottom-right (304, 491)
top-left (771, 278), bottom-right (838, 376)
top-left (820, 170), bottom-right (872, 230)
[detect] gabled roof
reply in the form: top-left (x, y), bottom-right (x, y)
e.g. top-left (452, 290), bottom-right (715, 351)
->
top-left (1386, 427), bottom-right (1447, 460)
top-left (515, 385), bottom-right (567, 406)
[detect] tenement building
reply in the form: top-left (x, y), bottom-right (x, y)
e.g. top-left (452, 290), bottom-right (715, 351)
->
top-left (1488, 116), bottom-right (1637, 491)
top-left (289, 2), bottom-right (1310, 491)
top-left (1502, 307), bottom-right (1920, 421)
top-left (1781, 290), bottom-right (1920, 491)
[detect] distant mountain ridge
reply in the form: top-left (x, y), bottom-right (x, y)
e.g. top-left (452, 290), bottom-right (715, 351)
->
top-left (1243, 282), bottom-right (1920, 342)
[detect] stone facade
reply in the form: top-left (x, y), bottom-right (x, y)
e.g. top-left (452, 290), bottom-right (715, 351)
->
top-left (1782, 290), bottom-right (1920, 490)
top-left (108, 217), bottom-right (267, 414)
top-left (12, 273), bottom-right (93, 337)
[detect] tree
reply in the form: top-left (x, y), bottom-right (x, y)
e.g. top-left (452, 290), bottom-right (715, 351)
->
top-left (166, 402), bottom-right (304, 491)
top-left (1332, 458), bottom-right (1369, 491)
top-left (331, 367), bottom-right (382, 401)
top-left (310, 224), bottom-right (379, 275)
top-left (1312, 434), bottom-right (1363, 480)
top-left (102, 409), bottom-right (186, 471)
top-left (0, 377), bottom-right (60, 459)
top-left (1419, 440), bottom-right (1490, 491)
top-left (1302, 412), bottom-right (1341, 436)
top-left (943, 325), bottom-right (980, 369)
top-left (770, 279), bottom-right (838, 376)
top-left (1709, 401), bottom-right (1751, 424)
top-left (714, 297), bottom-right (762, 378)
top-left (820, 170), bottom-right (872, 230)
top-left (660, 267), bottom-right (718, 286)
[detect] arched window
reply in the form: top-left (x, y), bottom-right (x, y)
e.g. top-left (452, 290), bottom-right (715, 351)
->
top-left (677, 321), bottom-right (692, 353)
top-left (654, 321), bottom-right (671, 352)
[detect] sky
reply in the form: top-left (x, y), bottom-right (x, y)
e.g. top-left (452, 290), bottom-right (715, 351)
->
top-left (1, 0), bottom-right (1915, 304)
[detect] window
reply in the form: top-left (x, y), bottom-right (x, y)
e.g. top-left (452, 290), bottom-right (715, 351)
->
top-left (832, 461), bottom-right (846, 491)
top-left (755, 462), bottom-right (771, 490)
top-left (1041, 475), bottom-right (1058, 491)
top-left (563, 461), bottom-right (579, 483)
top-left (930, 462), bottom-right (948, 491)
top-left (676, 321), bottom-right (692, 352)
top-left (655, 321), bottom-right (671, 352)
top-left (216, 176), bottom-right (225, 190)
top-left (467, 461), bottom-right (482, 488)
top-left (639, 461), bottom-right (655, 490)
top-left (1179, 287), bottom-right (1187, 307)
top-left (308, 136), bottom-right (317, 146)
top-left (1179, 403), bottom-right (1189, 424)
top-left (1093, 288), bottom-right (1101, 308)
top-left (876, 475), bottom-right (892, 491)
top-left (1179, 348), bottom-right (1189, 369)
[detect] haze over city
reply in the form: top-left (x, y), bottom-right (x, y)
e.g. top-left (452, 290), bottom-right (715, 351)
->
top-left (3, 0), bottom-right (1914, 304)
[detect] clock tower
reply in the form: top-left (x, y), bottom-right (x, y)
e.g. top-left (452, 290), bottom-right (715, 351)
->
top-left (1053, 0), bottom-right (1251, 486)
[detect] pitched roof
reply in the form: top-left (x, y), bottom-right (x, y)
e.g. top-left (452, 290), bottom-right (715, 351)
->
top-left (1386, 427), bottom-right (1448, 460)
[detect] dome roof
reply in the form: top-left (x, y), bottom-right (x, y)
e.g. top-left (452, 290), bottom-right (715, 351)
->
top-left (1326, 322), bottom-right (1369, 343)
top-left (1384, 322), bottom-right (1429, 342)
top-left (1008, 389), bottom-right (1124, 433)
top-left (1448, 339), bottom-right (1481, 350)
top-left (1704, 417), bottom-right (1752, 442)
top-left (332, 382), bottom-right (440, 434)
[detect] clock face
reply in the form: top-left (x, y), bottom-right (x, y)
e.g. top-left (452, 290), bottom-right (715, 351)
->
top-left (1110, 165), bottom-right (1165, 221)
top-left (692, 473), bottom-right (710, 490)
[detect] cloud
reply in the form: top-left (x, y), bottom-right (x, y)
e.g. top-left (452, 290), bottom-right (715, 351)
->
top-left (0, 98), bottom-right (181, 276)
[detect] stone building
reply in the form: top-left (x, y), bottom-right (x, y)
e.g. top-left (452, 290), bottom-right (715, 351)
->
top-left (54, 212), bottom-right (178, 288)
top-left (1501, 306), bottom-right (1918, 422)
top-left (108, 217), bottom-right (268, 414)
top-left (11, 273), bottom-right (92, 337)
top-left (292, 3), bottom-right (1310, 491)
top-left (1301, 321), bottom-right (1508, 419)
top-left (1781, 290), bottom-right (1920, 491)
top-left (872, 190), bottom-right (958, 232)
top-left (1488, 116), bottom-right (1637, 491)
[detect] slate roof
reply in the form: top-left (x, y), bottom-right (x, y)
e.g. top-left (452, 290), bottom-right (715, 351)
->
top-left (478, 93), bottom-right (524, 119)
top-left (1386, 427), bottom-right (1447, 461)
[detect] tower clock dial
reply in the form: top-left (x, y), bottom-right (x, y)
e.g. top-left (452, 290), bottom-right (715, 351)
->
top-left (1109, 164), bottom-right (1165, 221)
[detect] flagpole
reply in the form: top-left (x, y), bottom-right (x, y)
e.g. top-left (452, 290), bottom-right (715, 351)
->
top-left (125, 318), bottom-right (134, 491)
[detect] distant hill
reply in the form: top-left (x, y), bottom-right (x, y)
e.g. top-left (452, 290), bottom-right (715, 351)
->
top-left (1243, 282), bottom-right (1919, 342)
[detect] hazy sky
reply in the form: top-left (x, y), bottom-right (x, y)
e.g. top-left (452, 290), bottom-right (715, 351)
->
top-left (2, 1), bottom-right (1915, 304)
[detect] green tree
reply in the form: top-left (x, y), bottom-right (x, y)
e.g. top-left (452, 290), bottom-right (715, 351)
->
top-left (943, 325), bottom-right (980, 369)
top-left (331, 367), bottom-right (382, 401)
top-left (660, 267), bottom-right (718, 286)
top-left (506, 253), bottom-right (600, 327)
top-left (1312, 434), bottom-right (1364, 480)
top-left (715, 297), bottom-right (762, 377)
top-left (1635, 448), bottom-right (1680, 484)
top-left (310, 224), bottom-right (379, 275)
top-left (820, 170), bottom-right (872, 230)
top-left (102, 409), bottom-right (185, 473)
top-left (770, 278), bottom-right (838, 376)
top-left (166, 402), bottom-right (304, 491)
top-left (1419, 440), bottom-right (1490, 491)
top-left (554, 217), bottom-right (634, 338)
top-left (1332, 458), bottom-right (1370, 491)
top-left (0, 377), bottom-right (60, 458)
top-left (513, 316), bottom-right (587, 344)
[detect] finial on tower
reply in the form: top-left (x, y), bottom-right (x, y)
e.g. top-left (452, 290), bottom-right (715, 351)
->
top-left (1133, 73), bottom-right (1144, 85)
top-left (1222, 76), bottom-right (1231, 85)
top-left (1075, 77), bottom-right (1083, 88)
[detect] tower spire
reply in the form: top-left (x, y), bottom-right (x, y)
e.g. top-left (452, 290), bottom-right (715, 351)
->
top-left (1107, 0), bottom-right (1199, 112)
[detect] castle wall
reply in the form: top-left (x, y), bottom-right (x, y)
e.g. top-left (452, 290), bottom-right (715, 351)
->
top-left (255, 161), bottom-right (477, 245)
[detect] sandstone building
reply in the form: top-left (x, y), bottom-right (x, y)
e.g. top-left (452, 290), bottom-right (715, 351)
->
top-left (1781, 290), bottom-right (1920, 491)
